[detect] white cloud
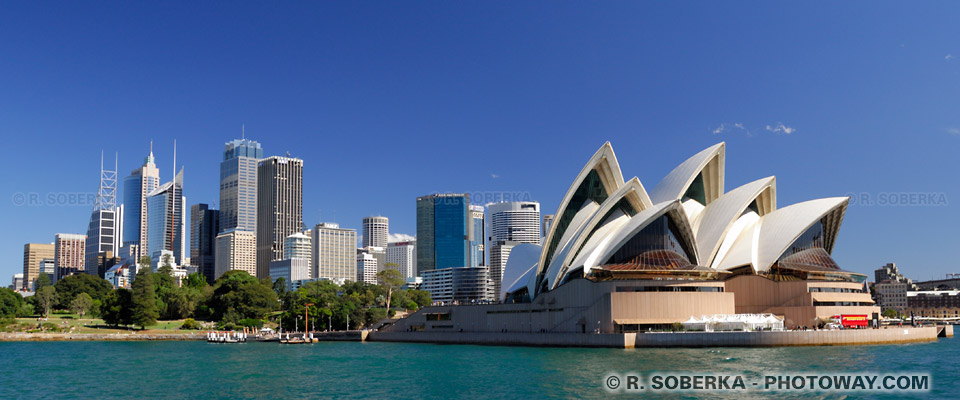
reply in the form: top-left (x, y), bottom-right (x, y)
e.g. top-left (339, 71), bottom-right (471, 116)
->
top-left (765, 123), bottom-right (796, 135)
top-left (947, 127), bottom-right (960, 135)
top-left (712, 122), bottom-right (751, 136)
top-left (947, 54), bottom-right (955, 61)
top-left (491, 173), bottom-right (500, 179)
top-left (388, 233), bottom-right (415, 243)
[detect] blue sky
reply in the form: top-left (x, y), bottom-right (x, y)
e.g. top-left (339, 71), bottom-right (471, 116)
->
top-left (2, 2), bottom-right (959, 282)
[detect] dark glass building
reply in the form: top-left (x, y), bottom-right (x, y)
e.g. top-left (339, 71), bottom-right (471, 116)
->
top-left (416, 194), bottom-right (471, 276)
top-left (190, 203), bottom-right (220, 284)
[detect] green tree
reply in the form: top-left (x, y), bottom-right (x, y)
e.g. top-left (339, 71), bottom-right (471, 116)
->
top-left (882, 308), bottom-right (900, 319)
top-left (35, 286), bottom-right (57, 317)
top-left (210, 271), bottom-right (277, 323)
top-left (408, 290), bottom-right (432, 310)
top-left (139, 256), bottom-right (152, 268)
top-left (131, 268), bottom-right (159, 329)
top-left (184, 273), bottom-right (207, 290)
top-left (54, 273), bottom-right (113, 308)
top-left (34, 272), bottom-right (52, 292)
top-left (377, 268), bottom-right (405, 317)
top-left (70, 292), bottom-right (94, 318)
top-left (272, 277), bottom-right (288, 297)
top-left (101, 289), bottom-right (134, 327)
top-left (0, 288), bottom-right (23, 318)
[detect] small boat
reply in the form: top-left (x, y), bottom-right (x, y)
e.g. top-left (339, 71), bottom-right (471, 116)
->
top-left (206, 331), bottom-right (247, 343)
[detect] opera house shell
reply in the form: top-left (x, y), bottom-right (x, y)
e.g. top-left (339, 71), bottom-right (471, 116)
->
top-left (393, 142), bottom-right (879, 334)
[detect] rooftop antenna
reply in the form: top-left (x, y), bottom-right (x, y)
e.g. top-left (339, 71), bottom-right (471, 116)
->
top-left (172, 139), bottom-right (177, 180)
top-left (95, 150), bottom-right (118, 211)
top-left (242, 123), bottom-right (245, 140)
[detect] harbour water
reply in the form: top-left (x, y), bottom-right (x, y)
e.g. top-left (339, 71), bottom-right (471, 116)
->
top-left (1, 337), bottom-right (956, 398)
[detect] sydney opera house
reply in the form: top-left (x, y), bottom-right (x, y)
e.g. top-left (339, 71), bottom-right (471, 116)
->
top-left (390, 142), bottom-right (879, 334)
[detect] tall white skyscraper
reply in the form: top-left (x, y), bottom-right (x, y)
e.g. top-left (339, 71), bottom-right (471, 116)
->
top-left (386, 240), bottom-right (416, 279)
top-left (122, 143), bottom-right (160, 261)
top-left (470, 205), bottom-right (485, 268)
top-left (312, 222), bottom-right (357, 283)
top-left (219, 137), bottom-right (262, 233)
top-left (487, 201), bottom-right (541, 298)
top-left (362, 216), bottom-right (389, 248)
top-left (357, 251), bottom-right (378, 285)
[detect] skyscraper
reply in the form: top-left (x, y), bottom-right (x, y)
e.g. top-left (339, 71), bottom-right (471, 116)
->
top-left (542, 214), bottom-right (555, 239)
top-left (55, 233), bottom-right (86, 281)
top-left (470, 205), bottom-right (485, 268)
top-left (256, 156), bottom-right (304, 278)
top-left (219, 137), bottom-right (262, 233)
top-left (416, 193), bottom-right (470, 276)
top-left (122, 144), bottom-right (160, 261)
top-left (487, 201), bottom-right (541, 297)
top-left (147, 168), bottom-right (186, 266)
top-left (362, 216), bottom-right (389, 248)
top-left (386, 240), bottom-right (416, 279)
top-left (85, 152), bottom-right (123, 278)
top-left (215, 229), bottom-right (256, 280)
top-left (357, 250), bottom-right (378, 285)
top-left (283, 232), bottom-right (312, 263)
top-left (190, 203), bottom-right (220, 284)
top-left (22, 243), bottom-right (55, 290)
top-left (312, 222), bottom-right (357, 283)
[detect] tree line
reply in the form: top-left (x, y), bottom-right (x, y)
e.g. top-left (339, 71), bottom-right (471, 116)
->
top-left (1, 266), bottom-right (430, 331)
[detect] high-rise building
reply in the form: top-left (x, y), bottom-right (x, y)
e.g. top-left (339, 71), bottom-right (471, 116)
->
top-left (85, 153), bottom-right (123, 278)
top-left (219, 137), bottom-right (262, 233)
top-left (269, 258), bottom-right (311, 288)
top-left (312, 222), bottom-right (357, 283)
top-left (22, 243), bottom-right (55, 290)
top-left (38, 258), bottom-right (56, 281)
top-left (190, 203), bottom-right (220, 284)
top-left (256, 156), bottom-right (303, 279)
top-left (11, 274), bottom-right (24, 291)
top-left (122, 144), bottom-right (161, 261)
top-left (542, 214), bottom-right (555, 238)
top-left (215, 229), bottom-right (256, 280)
top-left (55, 233), bottom-right (86, 281)
top-left (487, 201), bottom-right (541, 297)
top-left (283, 232), bottom-right (312, 262)
top-left (362, 216), bottom-right (389, 248)
top-left (416, 193), bottom-right (470, 276)
top-left (357, 250), bottom-right (378, 285)
top-left (147, 168), bottom-right (186, 265)
top-left (386, 240), bottom-right (416, 279)
top-left (422, 266), bottom-right (494, 304)
top-left (470, 205), bottom-right (485, 268)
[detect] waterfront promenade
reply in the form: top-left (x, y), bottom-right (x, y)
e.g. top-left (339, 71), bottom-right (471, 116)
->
top-left (369, 326), bottom-right (952, 348)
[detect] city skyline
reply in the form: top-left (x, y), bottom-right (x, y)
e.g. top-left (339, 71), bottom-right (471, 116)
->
top-left (4, 3), bottom-right (960, 282)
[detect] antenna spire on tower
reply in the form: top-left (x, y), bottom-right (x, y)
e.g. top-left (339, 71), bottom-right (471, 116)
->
top-left (242, 123), bottom-right (245, 140)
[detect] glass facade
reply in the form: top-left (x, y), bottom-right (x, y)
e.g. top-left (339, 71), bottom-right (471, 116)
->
top-left (435, 195), bottom-right (469, 270)
top-left (122, 175), bottom-right (142, 244)
top-left (417, 194), bottom-right (471, 275)
top-left (470, 205), bottom-right (484, 268)
top-left (220, 139), bottom-right (261, 233)
top-left (682, 172), bottom-right (706, 205)
top-left (769, 220), bottom-right (865, 283)
top-left (604, 215), bottom-right (695, 270)
top-left (415, 196), bottom-right (435, 276)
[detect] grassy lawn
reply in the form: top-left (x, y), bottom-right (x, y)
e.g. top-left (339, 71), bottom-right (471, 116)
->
top-left (11, 314), bottom-right (201, 334)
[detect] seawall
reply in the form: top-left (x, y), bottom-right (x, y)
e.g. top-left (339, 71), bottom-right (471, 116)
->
top-left (369, 326), bottom-right (946, 348)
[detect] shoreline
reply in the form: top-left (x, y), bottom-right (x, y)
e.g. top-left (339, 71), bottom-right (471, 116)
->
top-left (0, 332), bottom-right (205, 341)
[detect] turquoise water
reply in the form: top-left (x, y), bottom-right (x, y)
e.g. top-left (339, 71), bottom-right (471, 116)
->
top-left (1, 337), bottom-right (956, 399)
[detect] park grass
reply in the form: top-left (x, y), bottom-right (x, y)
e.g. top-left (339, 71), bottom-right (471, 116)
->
top-left (13, 314), bottom-right (200, 334)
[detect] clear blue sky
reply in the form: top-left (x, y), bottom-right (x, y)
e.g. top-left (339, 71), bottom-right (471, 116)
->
top-left (2, 2), bottom-right (959, 283)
